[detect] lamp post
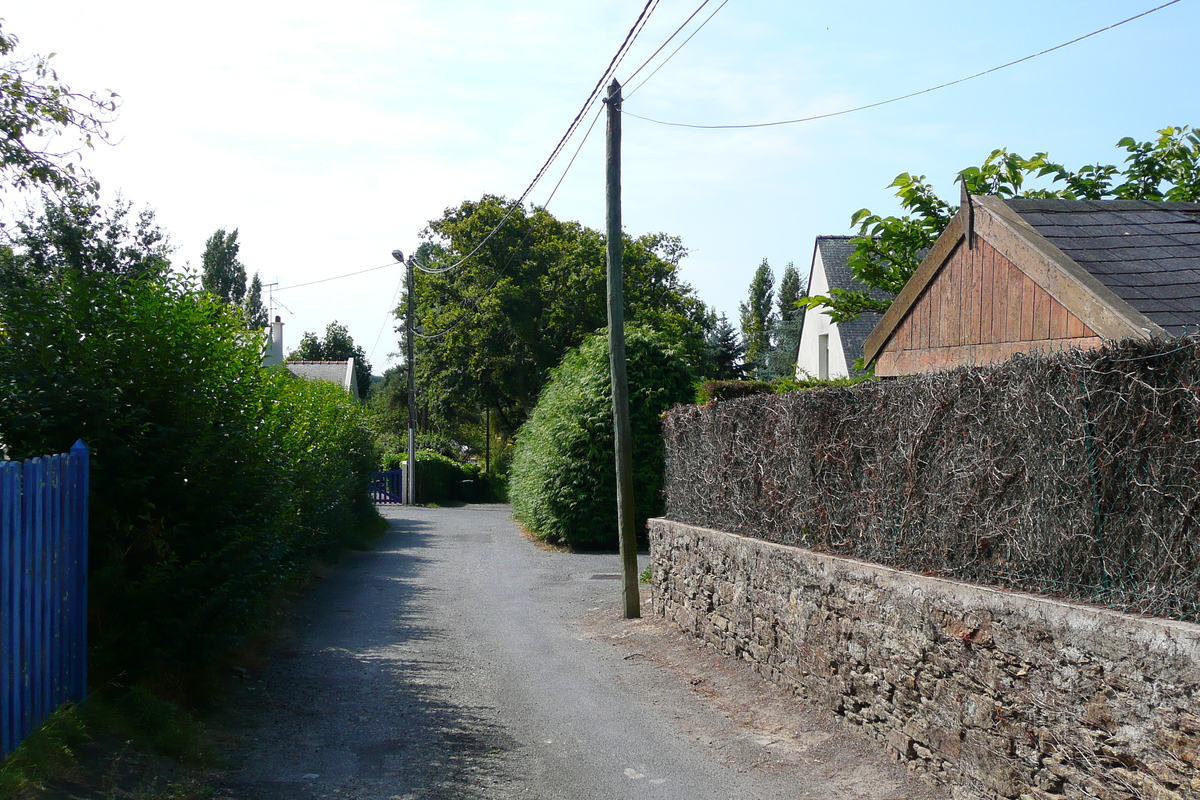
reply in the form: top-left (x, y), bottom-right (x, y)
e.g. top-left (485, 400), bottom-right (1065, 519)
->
top-left (392, 249), bottom-right (416, 506)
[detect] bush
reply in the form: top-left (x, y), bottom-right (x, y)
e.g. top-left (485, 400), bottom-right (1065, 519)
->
top-left (509, 325), bottom-right (696, 548)
top-left (0, 203), bottom-right (383, 691)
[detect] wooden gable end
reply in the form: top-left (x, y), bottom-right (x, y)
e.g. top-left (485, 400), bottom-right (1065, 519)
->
top-left (877, 237), bottom-right (1102, 376)
top-left (866, 195), bottom-right (1165, 377)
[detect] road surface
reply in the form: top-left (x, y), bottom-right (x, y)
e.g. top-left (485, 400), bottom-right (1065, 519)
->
top-left (212, 504), bottom-right (945, 800)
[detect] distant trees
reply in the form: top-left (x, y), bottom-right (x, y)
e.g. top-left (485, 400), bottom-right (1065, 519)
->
top-left (406, 195), bottom-right (712, 444)
top-left (243, 272), bottom-right (268, 329)
top-left (739, 259), bottom-right (774, 377)
top-left (199, 226), bottom-right (269, 329)
top-left (200, 227), bottom-right (246, 304)
top-left (706, 313), bottom-right (745, 380)
top-left (764, 261), bottom-right (804, 379)
top-left (738, 258), bottom-right (805, 380)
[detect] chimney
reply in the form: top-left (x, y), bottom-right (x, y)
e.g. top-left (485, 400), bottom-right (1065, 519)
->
top-left (263, 315), bottom-right (284, 366)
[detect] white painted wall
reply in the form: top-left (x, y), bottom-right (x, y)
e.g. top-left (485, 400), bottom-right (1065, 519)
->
top-left (795, 247), bottom-right (850, 379)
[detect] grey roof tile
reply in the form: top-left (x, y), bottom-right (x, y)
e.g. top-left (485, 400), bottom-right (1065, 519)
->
top-left (1006, 198), bottom-right (1200, 335)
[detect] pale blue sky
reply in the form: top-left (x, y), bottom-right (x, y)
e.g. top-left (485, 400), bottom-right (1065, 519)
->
top-left (6, 1), bottom-right (1198, 371)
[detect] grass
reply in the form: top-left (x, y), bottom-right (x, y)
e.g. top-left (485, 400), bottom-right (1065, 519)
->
top-left (0, 685), bottom-right (213, 799)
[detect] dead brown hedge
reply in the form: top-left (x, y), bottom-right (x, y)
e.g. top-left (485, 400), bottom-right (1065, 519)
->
top-left (662, 336), bottom-right (1200, 620)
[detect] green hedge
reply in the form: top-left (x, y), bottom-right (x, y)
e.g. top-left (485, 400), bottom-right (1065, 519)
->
top-left (509, 325), bottom-right (695, 548)
top-left (0, 257), bottom-right (381, 688)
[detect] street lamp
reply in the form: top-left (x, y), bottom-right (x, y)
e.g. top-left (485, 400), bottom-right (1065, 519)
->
top-left (392, 249), bottom-right (416, 506)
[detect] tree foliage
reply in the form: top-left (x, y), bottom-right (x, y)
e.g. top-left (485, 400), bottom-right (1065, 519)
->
top-left (7, 194), bottom-right (171, 280)
top-left (0, 198), bottom-right (380, 688)
top-left (287, 319), bottom-right (372, 399)
top-left (200, 227), bottom-right (246, 305)
top-left (243, 271), bottom-right (267, 329)
top-left (0, 21), bottom-right (117, 210)
top-left (407, 195), bottom-right (712, 441)
top-left (807, 125), bottom-right (1200, 324)
top-left (739, 258), bottom-right (775, 378)
top-left (705, 313), bottom-right (745, 381)
top-left (509, 325), bottom-right (697, 549)
top-left (763, 261), bottom-right (805, 379)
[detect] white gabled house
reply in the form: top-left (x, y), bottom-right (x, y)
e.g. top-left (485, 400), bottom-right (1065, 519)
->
top-left (795, 236), bottom-right (885, 380)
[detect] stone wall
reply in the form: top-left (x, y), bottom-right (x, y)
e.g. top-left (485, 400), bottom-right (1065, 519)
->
top-left (650, 518), bottom-right (1200, 800)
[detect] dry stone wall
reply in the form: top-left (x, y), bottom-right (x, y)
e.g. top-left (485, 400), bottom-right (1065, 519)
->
top-left (650, 518), bottom-right (1200, 800)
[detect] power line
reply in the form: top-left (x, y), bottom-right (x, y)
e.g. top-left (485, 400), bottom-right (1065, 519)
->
top-left (624, 0), bottom-right (715, 86)
top-left (626, 0), bottom-right (729, 99)
top-left (414, 0), bottom-right (662, 278)
top-left (274, 261), bottom-right (398, 292)
top-left (368, 270), bottom-right (406, 365)
top-left (624, 0), bottom-right (1182, 130)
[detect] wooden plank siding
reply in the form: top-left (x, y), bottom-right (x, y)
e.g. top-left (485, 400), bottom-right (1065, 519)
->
top-left (876, 238), bottom-right (1100, 377)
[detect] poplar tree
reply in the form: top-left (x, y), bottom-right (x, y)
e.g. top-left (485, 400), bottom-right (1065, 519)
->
top-left (739, 258), bottom-right (775, 378)
top-left (243, 272), bottom-right (268, 329)
top-left (201, 227), bottom-right (246, 304)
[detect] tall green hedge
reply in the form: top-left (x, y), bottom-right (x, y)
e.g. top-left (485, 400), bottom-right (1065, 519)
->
top-left (0, 247), bottom-right (380, 688)
top-left (509, 325), bottom-right (695, 548)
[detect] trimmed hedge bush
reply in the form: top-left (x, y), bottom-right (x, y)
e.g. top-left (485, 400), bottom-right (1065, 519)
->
top-left (509, 325), bottom-right (695, 548)
top-left (0, 242), bottom-right (382, 690)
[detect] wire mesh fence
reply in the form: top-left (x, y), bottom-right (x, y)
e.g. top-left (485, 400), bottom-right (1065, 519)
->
top-left (662, 336), bottom-right (1200, 622)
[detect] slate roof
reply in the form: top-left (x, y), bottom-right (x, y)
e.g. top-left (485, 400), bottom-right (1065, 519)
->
top-left (285, 360), bottom-right (358, 399)
top-left (816, 236), bottom-right (888, 372)
top-left (1007, 199), bottom-right (1200, 336)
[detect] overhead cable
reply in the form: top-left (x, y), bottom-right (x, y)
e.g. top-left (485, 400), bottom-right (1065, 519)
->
top-left (623, 0), bottom-right (1181, 129)
top-left (275, 261), bottom-right (398, 292)
top-left (414, 0), bottom-right (662, 276)
top-left (626, 0), bottom-right (729, 98)
top-left (623, 0), bottom-right (715, 86)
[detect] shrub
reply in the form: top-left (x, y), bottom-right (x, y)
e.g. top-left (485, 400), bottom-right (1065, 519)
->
top-left (0, 205), bottom-right (382, 690)
top-left (509, 325), bottom-right (695, 548)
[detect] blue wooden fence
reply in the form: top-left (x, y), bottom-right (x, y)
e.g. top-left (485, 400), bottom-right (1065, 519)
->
top-left (370, 469), bottom-right (404, 504)
top-left (1, 440), bottom-right (90, 760)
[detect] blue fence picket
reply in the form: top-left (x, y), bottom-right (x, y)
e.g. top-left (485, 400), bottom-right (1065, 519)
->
top-left (0, 440), bottom-right (89, 761)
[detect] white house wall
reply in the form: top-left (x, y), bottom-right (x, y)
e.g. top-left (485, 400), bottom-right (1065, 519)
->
top-left (795, 248), bottom-right (850, 379)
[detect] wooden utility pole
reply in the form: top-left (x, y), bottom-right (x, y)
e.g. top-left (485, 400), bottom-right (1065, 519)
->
top-left (605, 79), bottom-right (639, 619)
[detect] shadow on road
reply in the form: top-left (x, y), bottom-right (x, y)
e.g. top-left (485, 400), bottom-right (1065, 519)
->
top-left (212, 509), bottom-right (522, 799)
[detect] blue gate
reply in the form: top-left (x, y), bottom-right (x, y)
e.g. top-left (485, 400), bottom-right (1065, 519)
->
top-left (1, 440), bottom-right (90, 760)
top-left (370, 469), bottom-right (404, 504)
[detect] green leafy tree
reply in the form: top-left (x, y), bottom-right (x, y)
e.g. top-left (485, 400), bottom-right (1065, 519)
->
top-left (509, 325), bottom-right (697, 548)
top-left (365, 364), bottom-right (409, 458)
top-left (243, 271), bottom-right (268, 328)
top-left (287, 319), bottom-right (372, 399)
top-left (201, 227), bottom-right (246, 304)
top-left (407, 195), bottom-right (711, 443)
top-left (739, 258), bottom-right (775, 378)
top-left (807, 125), bottom-right (1200, 324)
top-left (7, 194), bottom-right (171, 280)
top-left (0, 21), bottom-right (117, 209)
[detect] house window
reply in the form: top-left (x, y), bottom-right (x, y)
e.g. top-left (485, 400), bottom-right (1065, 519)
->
top-left (818, 334), bottom-right (829, 380)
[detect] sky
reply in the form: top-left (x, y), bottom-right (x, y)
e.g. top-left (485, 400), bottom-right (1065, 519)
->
top-left (4, 0), bottom-right (1198, 374)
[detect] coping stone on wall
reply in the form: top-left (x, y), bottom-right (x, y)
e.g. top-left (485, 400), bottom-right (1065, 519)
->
top-left (649, 517), bottom-right (1200, 800)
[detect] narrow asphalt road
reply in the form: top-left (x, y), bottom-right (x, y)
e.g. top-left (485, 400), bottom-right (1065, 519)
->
top-left (212, 505), bottom-right (945, 800)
